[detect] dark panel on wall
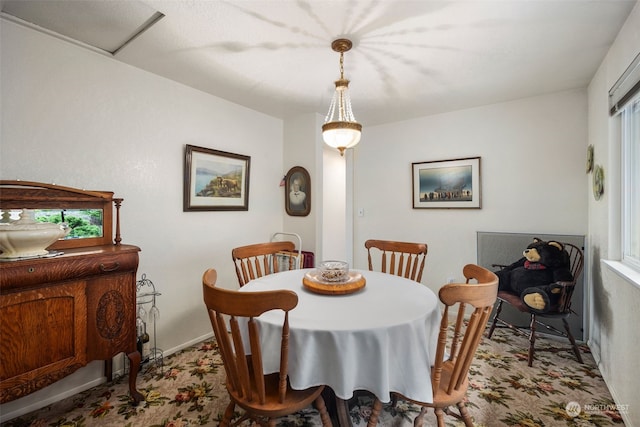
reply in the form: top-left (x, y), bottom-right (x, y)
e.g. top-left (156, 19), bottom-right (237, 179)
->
top-left (477, 231), bottom-right (586, 341)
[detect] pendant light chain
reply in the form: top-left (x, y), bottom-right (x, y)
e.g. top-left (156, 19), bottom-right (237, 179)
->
top-left (338, 51), bottom-right (347, 121)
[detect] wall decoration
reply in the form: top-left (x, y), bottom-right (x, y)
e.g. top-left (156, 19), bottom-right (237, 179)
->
top-left (586, 145), bottom-right (594, 173)
top-left (593, 164), bottom-right (604, 200)
top-left (285, 166), bottom-right (311, 216)
top-left (183, 144), bottom-right (250, 211)
top-left (412, 157), bottom-right (481, 209)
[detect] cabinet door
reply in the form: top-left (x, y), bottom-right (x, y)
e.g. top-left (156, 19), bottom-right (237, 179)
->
top-left (86, 272), bottom-right (137, 360)
top-left (0, 282), bottom-right (87, 403)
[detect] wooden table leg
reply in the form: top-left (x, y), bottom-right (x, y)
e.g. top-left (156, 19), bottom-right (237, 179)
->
top-left (321, 387), bottom-right (353, 427)
top-left (335, 397), bottom-right (353, 427)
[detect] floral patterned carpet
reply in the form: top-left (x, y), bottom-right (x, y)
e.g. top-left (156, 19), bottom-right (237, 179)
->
top-left (1, 327), bottom-right (625, 427)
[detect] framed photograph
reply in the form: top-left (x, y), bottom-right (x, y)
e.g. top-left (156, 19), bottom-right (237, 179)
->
top-left (412, 157), bottom-right (481, 209)
top-left (183, 144), bottom-right (250, 211)
top-left (285, 166), bottom-right (311, 216)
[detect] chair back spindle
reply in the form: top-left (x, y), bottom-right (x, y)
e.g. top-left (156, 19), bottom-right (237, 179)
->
top-left (232, 241), bottom-right (296, 287)
top-left (365, 239), bottom-right (428, 282)
top-left (559, 243), bottom-right (584, 312)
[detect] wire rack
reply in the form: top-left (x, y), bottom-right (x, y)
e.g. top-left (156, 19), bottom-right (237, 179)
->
top-left (136, 273), bottom-right (163, 372)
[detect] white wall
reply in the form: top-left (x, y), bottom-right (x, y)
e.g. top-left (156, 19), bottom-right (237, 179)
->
top-left (322, 144), bottom-right (348, 262)
top-left (1, 19), bottom-right (285, 419)
top-left (352, 90), bottom-right (589, 293)
top-left (282, 114), bottom-right (320, 256)
top-left (587, 2), bottom-right (640, 425)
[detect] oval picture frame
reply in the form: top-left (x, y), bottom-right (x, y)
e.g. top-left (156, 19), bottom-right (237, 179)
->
top-left (285, 166), bottom-right (311, 216)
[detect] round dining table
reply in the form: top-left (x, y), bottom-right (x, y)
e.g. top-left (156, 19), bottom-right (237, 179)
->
top-left (240, 268), bottom-right (440, 414)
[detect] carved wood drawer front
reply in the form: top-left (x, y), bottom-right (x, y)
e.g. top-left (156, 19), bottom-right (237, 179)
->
top-left (0, 245), bottom-right (140, 292)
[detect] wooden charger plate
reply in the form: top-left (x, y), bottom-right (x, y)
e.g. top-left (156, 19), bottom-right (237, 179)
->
top-left (302, 271), bottom-right (366, 295)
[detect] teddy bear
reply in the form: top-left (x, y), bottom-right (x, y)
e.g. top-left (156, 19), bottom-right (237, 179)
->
top-left (495, 238), bottom-right (573, 313)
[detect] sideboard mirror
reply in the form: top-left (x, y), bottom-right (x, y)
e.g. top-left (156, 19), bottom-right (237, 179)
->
top-left (0, 180), bottom-right (123, 251)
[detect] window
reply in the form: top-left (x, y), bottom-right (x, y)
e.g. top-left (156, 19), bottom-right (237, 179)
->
top-left (610, 52), bottom-right (640, 273)
top-left (621, 95), bottom-right (640, 270)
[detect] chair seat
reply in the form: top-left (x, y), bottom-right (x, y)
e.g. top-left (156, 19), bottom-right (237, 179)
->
top-left (229, 373), bottom-right (326, 419)
top-left (397, 360), bottom-right (468, 409)
top-left (497, 290), bottom-right (526, 311)
top-left (432, 361), bottom-right (469, 407)
top-left (497, 290), bottom-right (571, 318)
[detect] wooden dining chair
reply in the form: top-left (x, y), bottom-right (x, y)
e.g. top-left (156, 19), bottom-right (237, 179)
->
top-left (487, 242), bottom-right (585, 366)
top-left (232, 241), bottom-right (297, 287)
top-left (367, 264), bottom-right (498, 427)
top-left (202, 269), bottom-right (332, 427)
top-left (365, 239), bottom-right (428, 282)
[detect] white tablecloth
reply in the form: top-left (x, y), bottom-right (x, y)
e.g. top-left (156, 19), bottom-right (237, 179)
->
top-left (241, 268), bottom-right (440, 403)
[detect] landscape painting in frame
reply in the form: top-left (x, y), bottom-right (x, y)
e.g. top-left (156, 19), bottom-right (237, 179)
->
top-left (412, 157), bottom-right (481, 209)
top-left (184, 144), bottom-right (250, 211)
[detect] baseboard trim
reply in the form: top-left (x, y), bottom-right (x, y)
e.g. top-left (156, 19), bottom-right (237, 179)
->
top-left (0, 375), bottom-right (106, 423)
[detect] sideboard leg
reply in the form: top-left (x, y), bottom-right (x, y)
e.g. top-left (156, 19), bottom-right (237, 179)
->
top-left (127, 351), bottom-right (144, 405)
top-left (104, 360), bottom-right (113, 381)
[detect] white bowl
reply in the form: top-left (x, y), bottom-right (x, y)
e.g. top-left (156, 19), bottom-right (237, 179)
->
top-left (0, 210), bottom-right (70, 258)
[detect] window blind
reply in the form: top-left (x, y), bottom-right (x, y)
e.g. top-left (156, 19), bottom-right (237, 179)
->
top-left (610, 52), bottom-right (640, 115)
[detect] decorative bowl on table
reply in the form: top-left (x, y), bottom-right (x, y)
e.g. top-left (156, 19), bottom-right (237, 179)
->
top-left (318, 260), bottom-right (349, 282)
top-left (303, 262), bottom-right (365, 295)
top-left (0, 209), bottom-right (70, 259)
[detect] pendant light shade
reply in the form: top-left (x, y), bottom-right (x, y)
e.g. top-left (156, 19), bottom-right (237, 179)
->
top-left (322, 39), bottom-right (362, 156)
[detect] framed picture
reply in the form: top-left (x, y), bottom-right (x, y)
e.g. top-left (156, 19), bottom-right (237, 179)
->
top-left (285, 166), bottom-right (311, 216)
top-left (412, 157), bottom-right (481, 209)
top-left (183, 144), bottom-right (250, 211)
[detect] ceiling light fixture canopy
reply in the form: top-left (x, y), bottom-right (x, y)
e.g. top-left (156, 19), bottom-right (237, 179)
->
top-left (322, 38), bottom-right (362, 156)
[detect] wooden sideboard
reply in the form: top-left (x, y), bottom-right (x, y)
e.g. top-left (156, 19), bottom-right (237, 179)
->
top-left (0, 181), bottom-right (143, 404)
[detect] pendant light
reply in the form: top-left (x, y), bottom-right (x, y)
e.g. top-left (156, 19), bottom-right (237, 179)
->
top-left (322, 38), bottom-right (362, 156)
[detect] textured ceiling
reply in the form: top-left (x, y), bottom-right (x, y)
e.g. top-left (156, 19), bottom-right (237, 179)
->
top-left (2, 0), bottom-right (637, 126)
